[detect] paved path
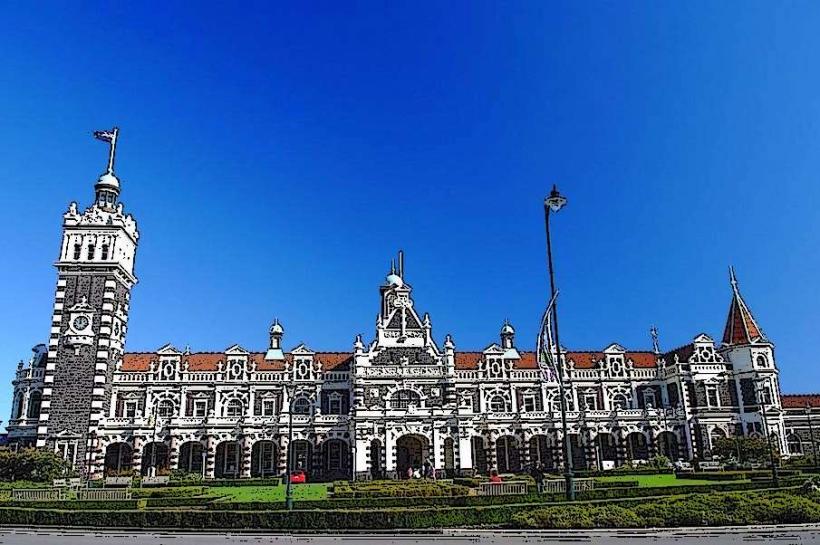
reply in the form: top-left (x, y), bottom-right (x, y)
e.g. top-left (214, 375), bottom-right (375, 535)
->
top-left (2, 526), bottom-right (820, 544)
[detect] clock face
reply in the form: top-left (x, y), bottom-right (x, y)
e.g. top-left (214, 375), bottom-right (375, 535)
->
top-left (72, 315), bottom-right (90, 331)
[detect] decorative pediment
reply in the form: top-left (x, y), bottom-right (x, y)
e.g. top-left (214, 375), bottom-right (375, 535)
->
top-left (67, 296), bottom-right (94, 313)
top-left (225, 344), bottom-right (250, 355)
top-left (156, 343), bottom-right (181, 356)
top-left (291, 343), bottom-right (315, 356)
top-left (603, 343), bottom-right (626, 354)
top-left (482, 343), bottom-right (505, 355)
top-left (692, 333), bottom-right (714, 345)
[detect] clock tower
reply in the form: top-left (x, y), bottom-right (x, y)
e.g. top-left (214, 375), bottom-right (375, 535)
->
top-left (37, 128), bottom-right (139, 478)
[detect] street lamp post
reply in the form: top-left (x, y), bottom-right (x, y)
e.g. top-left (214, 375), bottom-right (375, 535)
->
top-left (543, 185), bottom-right (575, 501)
top-left (806, 403), bottom-right (818, 471)
top-left (285, 381), bottom-right (295, 511)
top-left (755, 380), bottom-right (779, 486)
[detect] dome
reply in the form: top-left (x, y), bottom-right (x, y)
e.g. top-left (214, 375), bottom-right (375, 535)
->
top-left (270, 321), bottom-right (284, 335)
top-left (95, 172), bottom-right (121, 191)
top-left (501, 322), bottom-right (515, 335)
top-left (385, 273), bottom-right (404, 287)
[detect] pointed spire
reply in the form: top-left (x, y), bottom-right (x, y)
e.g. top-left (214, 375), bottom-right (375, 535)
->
top-left (722, 267), bottom-right (766, 345)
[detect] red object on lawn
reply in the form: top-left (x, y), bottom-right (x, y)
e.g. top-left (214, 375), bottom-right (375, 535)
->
top-left (290, 470), bottom-right (306, 483)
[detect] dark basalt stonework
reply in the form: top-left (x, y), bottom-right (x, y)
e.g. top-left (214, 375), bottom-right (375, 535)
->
top-left (45, 273), bottom-right (129, 472)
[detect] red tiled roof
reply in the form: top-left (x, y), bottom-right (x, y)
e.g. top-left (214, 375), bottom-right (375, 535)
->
top-left (122, 348), bottom-right (657, 372)
top-left (781, 395), bottom-right (820, 408)
top-left (121, 351), bottom-right (348, 372)
top-left (722, 273), bottom-right (765, 346)
top-left (454, 352), bottom-right (483, 369)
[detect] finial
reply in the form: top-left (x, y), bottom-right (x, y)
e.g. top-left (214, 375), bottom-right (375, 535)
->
top-left (650, 325), bottom-right (660, 354)
top-left (398, 250), bottom-right (405, 278)
top-left (729, 266), bottom-right (739, 291)
top-left (390, 258), bottom-right (396, 275)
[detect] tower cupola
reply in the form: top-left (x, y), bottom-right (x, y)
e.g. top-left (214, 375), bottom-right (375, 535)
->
top-left (93, 128), bottom-right (121, 210)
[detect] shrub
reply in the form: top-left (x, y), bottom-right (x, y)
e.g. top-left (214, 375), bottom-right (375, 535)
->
top-left (513, 504), bottom-right (641, 529)
top-left (0, 449), bottom-right (72, 482)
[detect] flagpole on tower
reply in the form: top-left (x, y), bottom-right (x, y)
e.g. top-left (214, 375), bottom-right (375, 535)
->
top-left (93, 127), bottom-right (119, 174)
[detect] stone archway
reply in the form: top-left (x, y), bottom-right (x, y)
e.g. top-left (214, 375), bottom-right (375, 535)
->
top-left (396, 434), bottom-right (429, 478)
top-left (529, 435), bottom-right (552, 470)
top-left (627, 432), bottom-right (649, 461)
top-left (657, 431), bottom-right (679, 460)
top-left (251, 440), bottom-right (278, 477)
top-left (495, 435), bottom-right (521, 473)
top-left (215, 441), bottom-right (241, 478)
top-left (178, 441), bottom-right (204, 474)
top-left (141, 442), bottom-right (170, 476)
top-left (595, 433), bottom-right (617, 469)
top-left (104, 442), bottom-right (133, 476)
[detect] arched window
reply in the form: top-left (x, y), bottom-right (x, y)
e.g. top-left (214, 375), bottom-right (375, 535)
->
top-left (225, 399), bottom-right (243, 418)
top-left (157, 400), bottom-right (175, 418)
top-left (391, 390), bottom-right (420, 409)
top-left (756, 354), bottom-right (768, 368)
top-left (488, 395), bottom-right (508, 413)
top-left (611, 393), bottom-right (629, 411)
top-left (787, 434), bottom-right (803, 455)
top-left (27, 391), bottom-right (42, 419)
top-left (292, 396), bottom-right (311, 415)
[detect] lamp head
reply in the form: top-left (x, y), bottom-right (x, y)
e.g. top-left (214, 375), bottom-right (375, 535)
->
top-left (545, 184), bottom-right (567, 212)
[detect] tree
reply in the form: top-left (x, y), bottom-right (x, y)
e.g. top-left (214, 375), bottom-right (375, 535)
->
top-left (712, 436), bottom-right (779, 464)
top-left (0, 448), bottom-right (72, 482)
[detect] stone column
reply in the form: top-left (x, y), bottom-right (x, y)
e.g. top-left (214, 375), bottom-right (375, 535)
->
top-left (584, 430), bottom-right (597, 471)
top-left (132, 436), bottom-right (143, 476)
top-left (384, 430), bottom-right (396, 479)
top-left (355, 436), bottom-right (370, 480)
top-left (241, 437), bottom-right (252, 478)
top-left (614, 429), bottom-right (628, 467)
top-left (168, 435), bottom-right (179, 471)
top-left (458, 431), bottom-right (473, 475)
top-left (205, 435), bottom-right (216, 479)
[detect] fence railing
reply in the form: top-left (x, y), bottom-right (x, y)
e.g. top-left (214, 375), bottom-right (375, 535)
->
top-left (541, 478), bottom-right (596, 494)
top-left (77, 489), bottom-right (132, 501)
top-left (11, 488), bottom-right (67, 501)
top-left (477, 481), bottom-right (529, 496)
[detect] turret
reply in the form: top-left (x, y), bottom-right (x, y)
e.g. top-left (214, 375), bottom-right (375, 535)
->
top-left (265, 319), bottom-right (285, 360)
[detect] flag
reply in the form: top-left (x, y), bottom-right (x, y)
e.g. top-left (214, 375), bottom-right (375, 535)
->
top-left (94, 129), bottom-right (117, 143)
top-left (537, 291), bottom-right (559, 382)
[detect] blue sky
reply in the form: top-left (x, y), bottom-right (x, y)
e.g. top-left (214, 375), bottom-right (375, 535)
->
top-left (2, 2), bottom-right (820, 427)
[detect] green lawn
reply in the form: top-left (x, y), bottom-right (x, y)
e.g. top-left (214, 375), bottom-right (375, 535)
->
top-left (595, 474), bottom-right (734, 487)
top-left (208, 483), bottom-right (330, 502)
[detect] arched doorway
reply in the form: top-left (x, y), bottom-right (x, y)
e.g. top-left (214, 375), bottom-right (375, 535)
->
top-left (627, 432), bottom-right (649, 461)
top-left (569, 433), bottom-right (586, 469)
top-left (495, 435), bottom-right (521, 473)
top-left (657, 431), bottom-right (679, 460)
top-left (178, 441), bottom-right (204, 474)
top-left (444, 437), bottom-right (455, 478)
top-left (104, 443), bottom-right (133, 476)
top-left (141, 442), bottom-right (170, 476)
top-left (595, 433), bottom-right (617, 469)
top-left (471, 436), bottom-right (487, 475)
top-left (396, 435), bottom-right (429, 478)
top-left (251, 440), bottom-right (278, 477)
top-left (215, 441), bottom-right (241, 478)
top-left (370, 439), bottom-right (383, 479)
top-left (529, 435), bottom-right (552, 469)
top-left (288, 440), bottom-right (312, 473)
top-left (321, 439), bottom-right (350, 480)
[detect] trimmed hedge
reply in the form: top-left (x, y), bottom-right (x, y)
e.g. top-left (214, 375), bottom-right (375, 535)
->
top-left (514, 490), bottom-right (820, 529)
top-left (332, 480), bottom-right (471, 498)
top-left (677, 470), bottom-right (800, 481)
top-left (0, 490), bottom-right (807, 529)
top-left (211, 479), bottom-right (792, 511)
top-left (593, 480), bottom-right (640, 489)
top-left (131, 487), bottom-right (206, 499)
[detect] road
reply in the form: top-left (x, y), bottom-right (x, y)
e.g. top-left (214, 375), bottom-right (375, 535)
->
top-left (2, 527), bottom-right (820, 544)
